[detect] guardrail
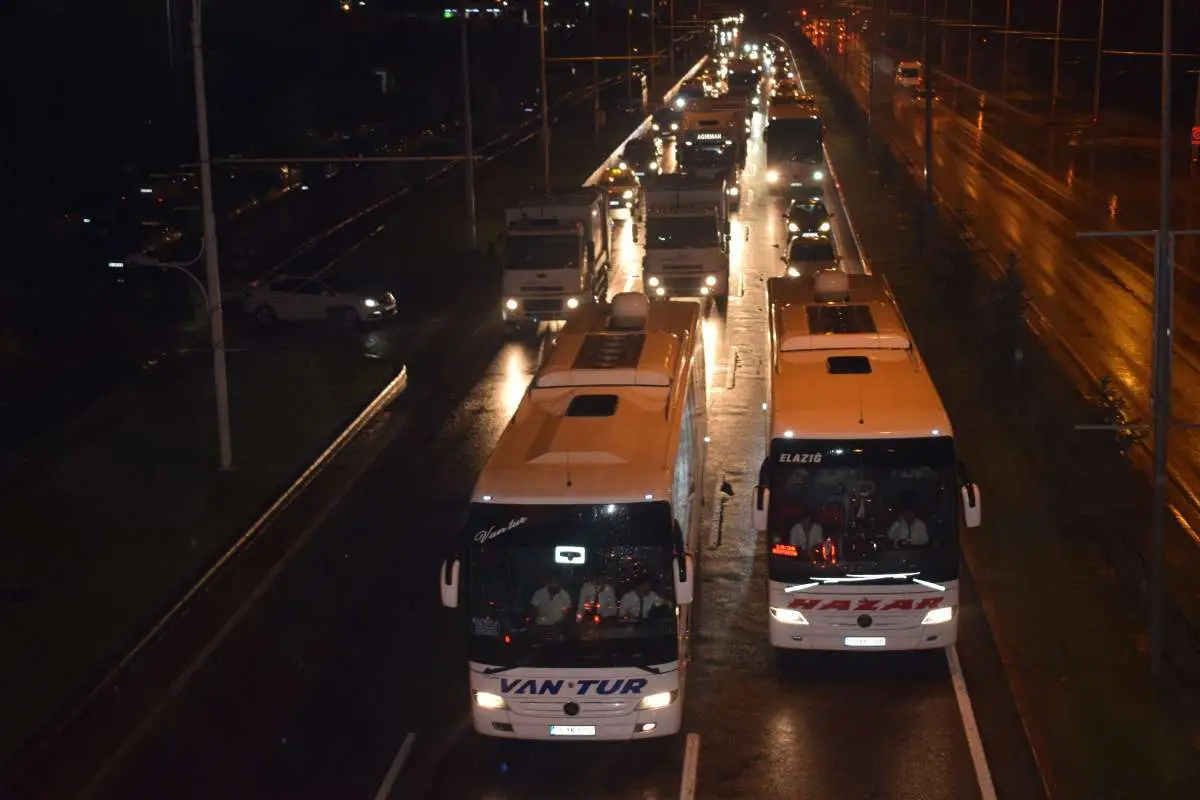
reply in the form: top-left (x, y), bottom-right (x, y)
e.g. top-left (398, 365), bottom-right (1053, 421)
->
top-left (583, 55), bottom-right (711, 188)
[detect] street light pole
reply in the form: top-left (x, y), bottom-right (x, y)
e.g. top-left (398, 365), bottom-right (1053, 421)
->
top-left (627, 1), bottom-right (634, 106)
top-left (1050, 0), bottom-right (1065, 119)
top-left (460, 2), bottom-right (477, 249)
top-left (189, 0), bottom-right (234, 471)
top-left (1001, 0), bottom-right (1012, 94)
top-left (1092, 0), bottom-right (1107, 122)
top-left (592, 0), bottom-right (601, 142)
top-left (539, 0), bottom-right (552, 193)
top-left (922, 0), bottom-right (934, 253)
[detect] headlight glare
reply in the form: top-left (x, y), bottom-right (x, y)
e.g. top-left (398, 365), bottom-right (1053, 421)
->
top-left (921, 606), bottom-right (955, 625)
top-left (647, 276), bottom-right (660, 287)
top-left (770, 607), bottom-right (809, 625)
top-left (638, 690), bottom-right (678, 710)
top-left (705, 275), bottom-right (717, 287)
top-left (474, 691), bottom-right (507, 710)
top-left (505, 298), bottom-right (519, 311)
top-left (362, 298), bottom-right (380, 308)
top-left (819, 221), bottom-right (831, 232)
top-left (566, 297), bottom-right (580, 310)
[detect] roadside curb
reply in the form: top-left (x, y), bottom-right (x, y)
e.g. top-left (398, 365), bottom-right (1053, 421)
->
top-left (3, 365), bottom-right (408, 780)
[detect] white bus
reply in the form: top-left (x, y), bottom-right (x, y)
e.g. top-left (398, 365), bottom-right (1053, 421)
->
top-left (752, 271), bottom-right (981, 660)
top-left (439, 292), bottom-right (707, 740)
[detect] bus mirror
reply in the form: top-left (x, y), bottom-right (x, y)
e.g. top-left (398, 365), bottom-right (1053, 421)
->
top-left (752, 485), bottom-right (770, 532)
top-left (675, 553), bottom-right (695, 605)
top-left (961, 483), bottom-right (982, 528)
top-left (439, 558), bottom-right (461, 608)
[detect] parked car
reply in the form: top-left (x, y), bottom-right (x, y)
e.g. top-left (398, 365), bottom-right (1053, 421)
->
top-left (243, 275), bottom-right (397, 326)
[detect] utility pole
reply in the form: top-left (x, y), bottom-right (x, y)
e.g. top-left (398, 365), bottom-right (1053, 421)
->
top-left (1001, 0), bottom-right (1012, 94)
top-left (922, 0), bottom-right (934, 253)
top-left (460, 2), bottom-right (477, 248)
top-left (1050, 0), bottom-right (1065, 119)
top-left (539, 0), bottom-right (552, 193)
top-left (1092, 0), bottom-right (1107, 122)
top-left (592, 0), bottom-right (601, 142)
top-left (189, 0), bottom-right (233, 471)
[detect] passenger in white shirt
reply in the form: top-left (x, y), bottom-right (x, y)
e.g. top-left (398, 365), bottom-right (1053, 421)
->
top-left (887, 498), bottom-right (929, 547)
top-left (529, 572), bottom-right (572, 626)
top-left (577, 572), bottom-right (618, 620)
top-left (788, 506), bottom-right (825, 551)
top-left (619, 579), bottom-right (668, 621)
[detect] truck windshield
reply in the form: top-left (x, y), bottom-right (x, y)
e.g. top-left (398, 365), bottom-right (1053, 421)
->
top-left (504, 234), bottom-right (579, 270)
top-left (680, 146), bottom-right (731, 168)
top-left (765, 437), bottom-right (960, 584)
top-left (466, 502), bottom-right (679, 669)
top-left (767, 118), bottom-right (824, 154)
top-left (646, 216), bottom-right (719, 248)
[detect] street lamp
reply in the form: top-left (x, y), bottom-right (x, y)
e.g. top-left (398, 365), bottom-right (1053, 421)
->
top-left (539, 0), bottom-right (552, 194)
top-left (189, 0), bottom-right (234, 471)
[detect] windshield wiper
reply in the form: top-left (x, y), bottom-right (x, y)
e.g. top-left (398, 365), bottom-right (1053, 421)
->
top-left (632, 664), bottom-right (664, 675)
top-left (481, 664), bottom-right (521, 675)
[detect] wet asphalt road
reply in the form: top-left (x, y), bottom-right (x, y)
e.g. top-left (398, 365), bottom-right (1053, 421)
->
top-left (73, 48), bottom-right (1042, 800)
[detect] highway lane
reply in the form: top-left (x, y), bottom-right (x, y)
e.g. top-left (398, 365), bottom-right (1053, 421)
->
top-left (84, 44), bottom-right (1035, 800)
top-left (812, 28), bottom-right (1200, 619)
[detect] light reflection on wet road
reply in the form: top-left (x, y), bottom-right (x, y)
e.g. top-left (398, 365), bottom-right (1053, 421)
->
top-left (80, 52), bottom-right (1039, 800)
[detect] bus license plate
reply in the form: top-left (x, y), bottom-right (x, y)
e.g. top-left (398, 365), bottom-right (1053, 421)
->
top-left (844, 636), bottom-right (887, 647)
top-left (549, 725), bottom-right (596, 737)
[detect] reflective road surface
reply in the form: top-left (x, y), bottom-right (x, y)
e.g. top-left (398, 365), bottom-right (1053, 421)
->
top-left (63, 49), bottom-right (1043, 800)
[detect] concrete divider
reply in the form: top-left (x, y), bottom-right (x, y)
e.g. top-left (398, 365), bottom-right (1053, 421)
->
top-left (583, 56), bottom-right (711, 188)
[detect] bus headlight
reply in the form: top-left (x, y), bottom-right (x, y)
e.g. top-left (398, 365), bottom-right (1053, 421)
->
top-left (812, 170), bottom-right (825, 181)
top-left (819, 220), bottom-right (831, 232)
top-left (474, 691), bottom-right (508, 710)
top-left (622, 190), bottom-right (633, 200)
top-left (770, 607), bottom-right (809, 625)
top-left (647, 276), bottom-right (660, 288)
top-left (705, 275), bottom-right (718, 287)
top-left (637, 690), bottom-right (678, 710)
top-left (921, 606), bottom-right (955, 625)
top-left (670, 122), bottom-right (679, 131)
top-left (504, 298), bottom-right (519, 311)
top-left (787, 267), bottom-right (801, 277)
top-left (566, 297), bottom-right (581, 310)
top-left (787, 222), bottom-right (800, 233)
top-left (766, 170), bottom-right (780, 183)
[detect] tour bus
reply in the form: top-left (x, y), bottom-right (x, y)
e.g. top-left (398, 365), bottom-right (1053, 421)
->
top-left (439, 292), bottom-right (707, 740)
top-left (752, 271), bottom-right (981, 662)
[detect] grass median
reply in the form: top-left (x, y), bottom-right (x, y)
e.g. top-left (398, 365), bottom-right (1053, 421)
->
top-left (0, 87), bottom-right (643, 767)
top-left (800, 46), bottom-right (1200, 798)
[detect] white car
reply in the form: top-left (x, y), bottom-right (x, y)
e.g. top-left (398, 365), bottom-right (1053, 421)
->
top-left (243, 275), bottom-right (397, 326)
top-left (782, 237), bottom-right (840, 278)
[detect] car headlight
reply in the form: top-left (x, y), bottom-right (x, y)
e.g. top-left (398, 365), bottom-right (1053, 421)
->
top-left (647, 276), bottom-right (660, 288)
top-left (362, 298), bottom-right (380, 308)
top-left (622, 190), bottom-right (633, 200)
top-left (787, 221), bottom-right (799, 233)
top-left (766, 170), bottom-right (779, 183)
top-left (474, 691), bottom-right (508, 710)
top-left (921, 606), bottom-right (955, 625)
top-left (752, 97), bottom-right (760, 105)
top-left (819, 221), bottom-right (831, 232)
top-left (566, 297), bottom-right (581, 310)
top-left (653, 123), bottom-right (661, 130)
top-left (505, 298), bottom-right (519, 311)
top-left (787, 267), bottom-right (801, 277)
top-left (638, 690), bottom-right (678, 710)
top-left (812, 170), bottom-right (824, 181)
top-left (727, 186), bottom-right (739, 196)
top-left (770, 607), bottom-right (809, 625)
top-left (705, 275), bottom-right (718, 287)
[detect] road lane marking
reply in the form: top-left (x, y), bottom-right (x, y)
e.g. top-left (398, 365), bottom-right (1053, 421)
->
top-left (679, 732), bottom-right (701, 800)
top-left (946, 646), bottom-right (998, 800)
top-left (373, 732), bottom-right (417, 800)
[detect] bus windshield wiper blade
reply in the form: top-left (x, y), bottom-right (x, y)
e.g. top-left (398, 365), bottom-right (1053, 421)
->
top-left (632, 664), bottom-right (663, 675)
top-left (481, 664), bottom-right (520, 675)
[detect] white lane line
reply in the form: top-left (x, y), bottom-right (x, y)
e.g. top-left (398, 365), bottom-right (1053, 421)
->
top-left (679, 732), bottom-right (701, 800)
top-left (373, 732), bottom-right (417, 800)
top-left (946, 646), bottom-right (998, 800)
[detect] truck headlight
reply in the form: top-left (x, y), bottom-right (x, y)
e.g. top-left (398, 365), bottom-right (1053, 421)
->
top-left (505, 298), bottom-right (518, 311)
top-left (638, 690), bottom-right (677, 710)
top-left (566, 297), bottom-right (580, 310)
top-left (787, 222), bottom-right (799, 233)
top-left (654, 286), bottom-right (666, 296)
top-left (819, 220), bottom-right (831, 232)
top-left (921, 606), bottom-right (955, 625)
top-left (727, 186), bottom-right (739, 196)
top-left (812, 170), bottom-right (824, 181)
top-left (675, 97), bottom-right (686, 109)
top-left (770, 607), bottom-right (809, 625)
top-left (362, 298), bottom-right (380, 308)
top-left (705, 275), bottom-right (717, 287)
top-left (647, 276), bottom-right (660, 288)
top-left (474, 691), bottom-right (508, 710)
top-left (766, 170), bottom-right (780, 183)
top-left (622, 190), bottom-right (633, 200)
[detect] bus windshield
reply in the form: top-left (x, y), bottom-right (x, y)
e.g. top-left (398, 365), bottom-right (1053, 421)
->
top-left (765, 437), bottom-right (959, 584)
top-left (466, 502), bottom-right (679, 669)
top-left (503, 234), bottom-right (579, 270)
top-left (646, 216), bottom-right (720, 248)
